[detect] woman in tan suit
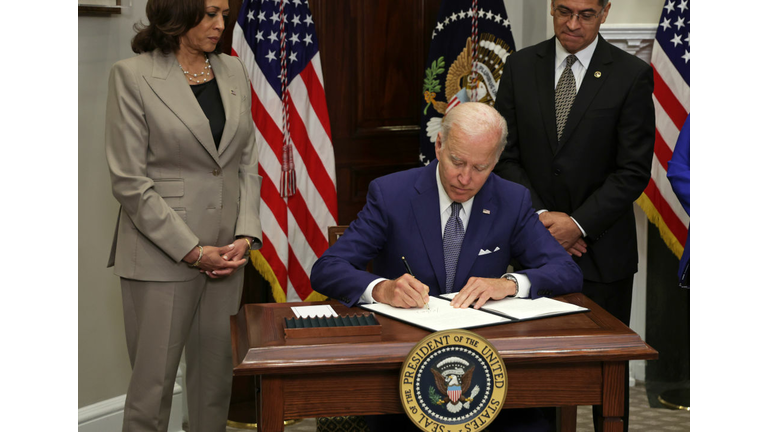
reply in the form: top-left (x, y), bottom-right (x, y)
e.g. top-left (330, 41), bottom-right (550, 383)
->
top-left (105, 0), bottom-right (262, 430)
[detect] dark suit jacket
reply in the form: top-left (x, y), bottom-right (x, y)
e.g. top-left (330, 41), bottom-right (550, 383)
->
top-left (494, 35), bottom-right (654, 283)
top-left (310, 163), bottom-right (582, 307)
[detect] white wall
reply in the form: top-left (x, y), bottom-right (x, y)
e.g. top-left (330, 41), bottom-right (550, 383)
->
top-left (504, 0), bottom-right (665, 42)
top-left (78, 0), bottom-right (149, 408)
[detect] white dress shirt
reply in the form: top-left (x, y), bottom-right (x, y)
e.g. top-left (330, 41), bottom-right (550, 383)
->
top-left (554, 35), bottom-right (598, 92)
top-left (359, 164), bottom-right (530, 303)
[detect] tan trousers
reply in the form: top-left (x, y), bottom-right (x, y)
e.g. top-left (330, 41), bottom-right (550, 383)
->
top-left (120, 270), bottom-right (242, 432)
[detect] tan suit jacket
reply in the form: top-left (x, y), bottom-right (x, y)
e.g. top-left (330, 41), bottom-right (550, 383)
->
top-left (105, 49), bottom-right (262, 282)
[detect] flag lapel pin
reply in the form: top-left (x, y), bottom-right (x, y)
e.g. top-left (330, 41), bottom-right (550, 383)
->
top-left (483, 209), bottom-right (491, 214)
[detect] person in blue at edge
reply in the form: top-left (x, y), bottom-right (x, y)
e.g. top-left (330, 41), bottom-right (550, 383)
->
top-left (667, 115), bottom-right (690, 288)
top-left (310, 102), bottom-right (583, 431)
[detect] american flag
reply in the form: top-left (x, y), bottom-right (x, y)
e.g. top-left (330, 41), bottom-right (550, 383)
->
top-left (637, 0), bottom-right (690, 259)
top-left (232, 0), bottom-right (337, 302)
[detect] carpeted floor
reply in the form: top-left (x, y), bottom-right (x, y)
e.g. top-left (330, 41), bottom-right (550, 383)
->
top-left (227, 382), bottom-right (689, 432)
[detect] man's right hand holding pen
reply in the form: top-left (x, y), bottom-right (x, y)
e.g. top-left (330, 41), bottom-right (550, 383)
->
top-left (371, 274), bottom-right (430, 309)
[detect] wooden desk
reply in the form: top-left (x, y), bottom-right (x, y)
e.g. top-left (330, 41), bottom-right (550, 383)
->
top-left (231, 294), bottom-right (657, 432)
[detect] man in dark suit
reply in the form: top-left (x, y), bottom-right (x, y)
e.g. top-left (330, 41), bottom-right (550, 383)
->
top-left (493, 1), bottom-right (654, 430)
top-left (311, 102), bottom-right (582, 431)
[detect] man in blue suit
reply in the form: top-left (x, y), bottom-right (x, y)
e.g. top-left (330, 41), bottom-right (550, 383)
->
top-left (312, 102), bottom-right (581, 311)
top-left (311, 102), bottom-right (582, 431)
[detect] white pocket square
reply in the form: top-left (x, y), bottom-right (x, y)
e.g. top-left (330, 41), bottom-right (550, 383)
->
top-left (478, 247), bottom-right (501, 256)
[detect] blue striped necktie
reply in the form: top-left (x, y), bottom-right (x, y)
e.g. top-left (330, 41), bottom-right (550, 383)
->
top-left (444, 202), bottom-right (465, 293)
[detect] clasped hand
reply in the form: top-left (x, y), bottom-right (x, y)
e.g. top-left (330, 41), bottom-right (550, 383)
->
top-left (183, 239), bottom-right (250, 279)
top-left (538, 211), bottom-right (587, 257)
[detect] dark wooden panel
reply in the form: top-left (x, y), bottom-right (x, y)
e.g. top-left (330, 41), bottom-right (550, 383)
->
top-left (312, 0), bottom-right (442, 224)
top-left (356, 0), bottom-right (423, 131)
top-left (278, 362), bottom-right (602, 417)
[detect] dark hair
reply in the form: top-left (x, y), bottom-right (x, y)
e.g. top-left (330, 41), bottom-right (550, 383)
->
top-left (131, 0), bottom-right (213, 54)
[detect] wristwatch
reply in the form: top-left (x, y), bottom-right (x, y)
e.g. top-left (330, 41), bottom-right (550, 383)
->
top-left (501, 273), bottom-right (519, 297)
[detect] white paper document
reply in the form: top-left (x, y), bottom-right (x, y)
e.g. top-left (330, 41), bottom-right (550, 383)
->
top-left (440, 293), bottom-right (588, 321)
top-left (359, 296), bottom-right (511, 332)
top-left (291, 304), bottom-right (339, 318)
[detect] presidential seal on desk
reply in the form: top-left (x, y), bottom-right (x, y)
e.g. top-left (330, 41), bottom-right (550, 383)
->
top-left (400, 329), bottom-right (507, 431)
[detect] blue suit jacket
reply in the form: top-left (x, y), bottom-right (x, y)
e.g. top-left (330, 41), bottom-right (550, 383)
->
top-left (311, 163), bottom-right (583, 307)
top-left (667, 115), bottom-right (690, 286)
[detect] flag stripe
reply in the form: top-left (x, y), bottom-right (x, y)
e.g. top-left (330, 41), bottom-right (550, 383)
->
top-left (310, 53), bottom-right (326, 90)
top-left (260, 235), bottom-right (288, 292)
top-left (258, 165), bottom-right (288, 234)
top-left (300, 60), bottom-right (333, 145)
top-left (293, 67), bottom-right (336, 180)
top-left (653, 129), bottom-right (673, 173)
top-left (286, 93), bottom-right (339, 216)
top-left (287, 245), bottom-right (314, 300)
top-left (644, 177), bottom-right (688, 245)
top-left (286, 209), bottom-right (324, 281)
top-left (251, 87), bottom-right (286, 157)
top-left (652, 66), bottom-right (687, 130)
top-left (649, 153), bottom-right (689, 225)
top-left (286, 190), bottom-right (328, 258)
top-left (651, 40), bottom-right (690, 111)
top-left (652, 96), bottom-right (680, 156)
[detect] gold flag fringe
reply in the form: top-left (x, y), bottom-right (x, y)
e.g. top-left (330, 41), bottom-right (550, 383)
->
top-left (250, 250), bottom-right (327, 303)
top-left (636, 193), bottom-right (684, 260)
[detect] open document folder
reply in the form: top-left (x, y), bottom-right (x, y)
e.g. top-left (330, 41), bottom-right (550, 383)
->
top-left (360, 295), bottom-right (590, 332)
top-left (440, 292), bottom-right (589, 321)
top-left (360, 296), bottom-right (511, 332)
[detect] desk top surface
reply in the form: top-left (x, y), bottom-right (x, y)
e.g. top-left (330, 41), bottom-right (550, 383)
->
top-left (232, 293), bottom-right (657, 376)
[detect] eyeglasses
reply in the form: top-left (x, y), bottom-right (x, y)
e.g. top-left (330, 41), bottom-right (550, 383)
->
top-left (554, 6), bottom-right (604, 23)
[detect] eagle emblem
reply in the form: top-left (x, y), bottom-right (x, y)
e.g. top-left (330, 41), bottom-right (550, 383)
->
top-left (430, 357), bottom-right (481, 413)
top-left (399, 330), bottom-right (507, 430)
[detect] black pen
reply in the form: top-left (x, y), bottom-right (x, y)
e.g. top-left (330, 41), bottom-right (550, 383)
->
top-left (402, 256), bottom-right (429, 310)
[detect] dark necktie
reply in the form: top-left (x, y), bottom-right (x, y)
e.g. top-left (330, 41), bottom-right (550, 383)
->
top-left (555, 54), bottom-right (578, 142)
top-left (443, 202), bottom-right (465, 293)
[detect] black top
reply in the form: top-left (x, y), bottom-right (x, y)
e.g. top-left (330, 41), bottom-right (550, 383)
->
top-left (191, 78), bottom-right (225, 149)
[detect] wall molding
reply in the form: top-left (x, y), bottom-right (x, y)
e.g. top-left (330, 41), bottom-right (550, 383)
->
top-left (600, 23), bottom-right (657, 63)
top-left (79, 379), bottom-right (183, 431)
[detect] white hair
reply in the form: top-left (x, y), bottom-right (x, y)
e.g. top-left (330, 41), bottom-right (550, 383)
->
top-left (441, 102), bottom-right (508, 159)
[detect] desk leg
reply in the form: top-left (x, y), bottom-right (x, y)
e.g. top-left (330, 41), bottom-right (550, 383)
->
top-left (258, 376), bottom-right (285, 431)
top-left (600, 362), bottom-right (625, 432)
top-left (558, 406), bottom-right (577, 432)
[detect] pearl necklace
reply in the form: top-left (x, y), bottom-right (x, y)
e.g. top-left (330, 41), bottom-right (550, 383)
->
top-left (178, 55), bottom-right (212, 84)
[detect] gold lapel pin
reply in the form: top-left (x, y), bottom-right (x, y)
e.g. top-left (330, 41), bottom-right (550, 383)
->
top-left (594, 71), bottom-right (602, 78)
top-left (483, 209), bottom-right (491, 214)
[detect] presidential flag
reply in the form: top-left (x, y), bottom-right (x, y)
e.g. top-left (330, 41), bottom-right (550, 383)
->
top-left (419, 0), bottom-right (516, 165)
top-left (233, 0), bottom-right (337, 302)
top-left (636, 0), bottom-right (690, 259)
